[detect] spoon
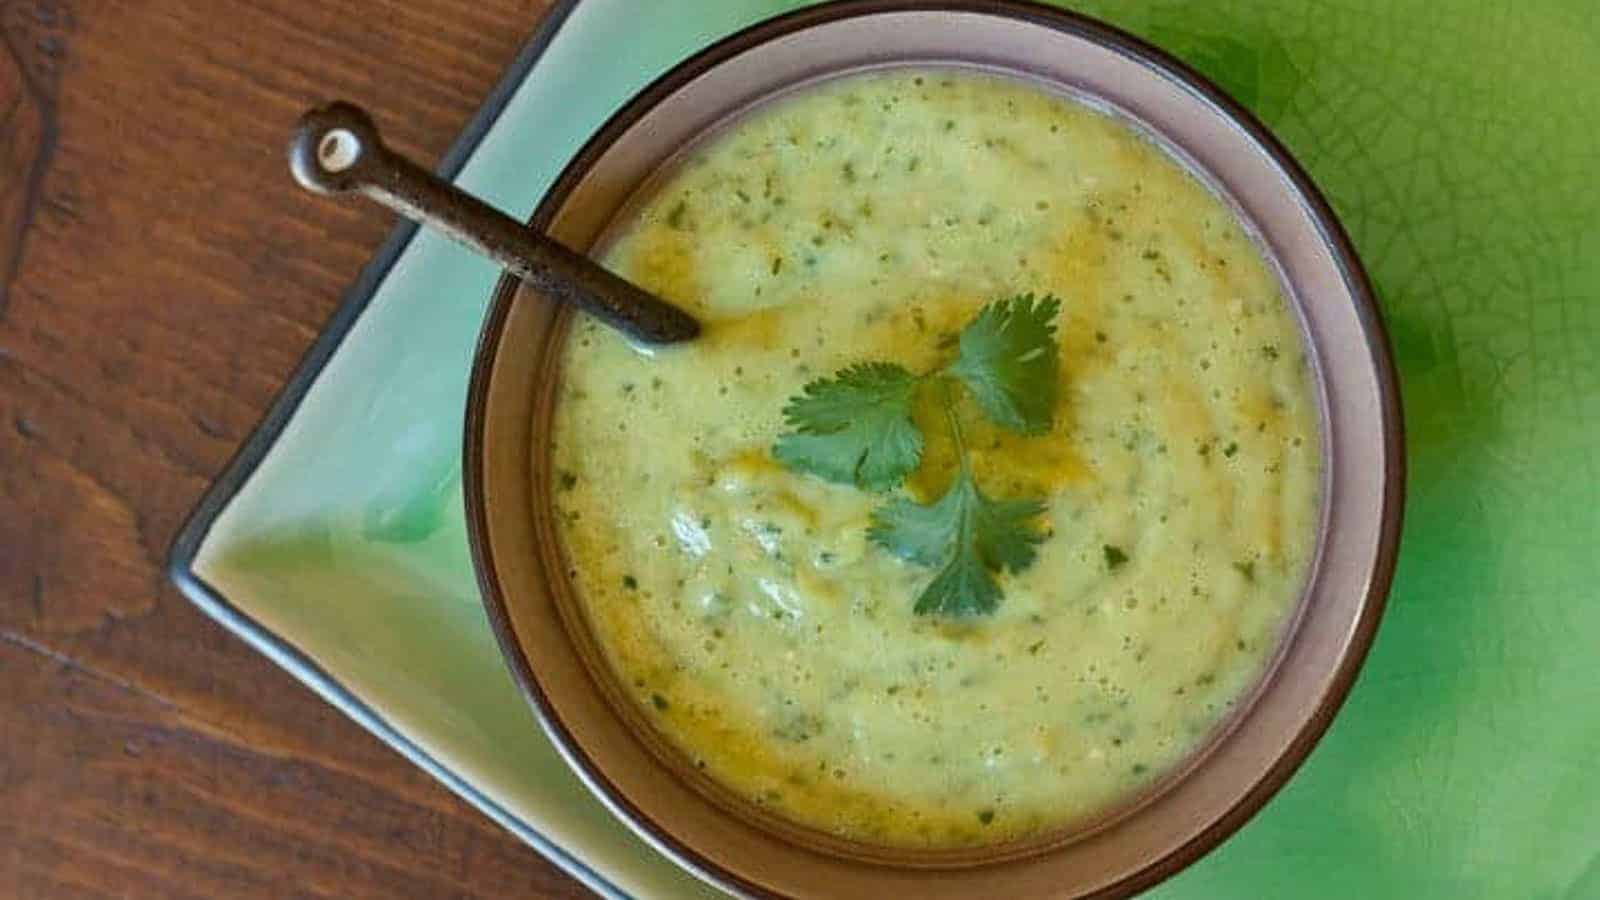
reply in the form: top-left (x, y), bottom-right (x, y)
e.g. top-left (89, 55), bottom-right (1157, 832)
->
top-left (287, 101), bottom-right (701, 345)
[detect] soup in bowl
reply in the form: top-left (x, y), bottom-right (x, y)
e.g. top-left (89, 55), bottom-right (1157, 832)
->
top-left (555, 68), bottom-right (1319, 849)
top-left (467, 3), bottom-right (1400, 897)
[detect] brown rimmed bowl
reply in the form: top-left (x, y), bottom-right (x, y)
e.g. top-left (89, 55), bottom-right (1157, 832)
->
top-left (464, 2), bottom-right (1404, 897)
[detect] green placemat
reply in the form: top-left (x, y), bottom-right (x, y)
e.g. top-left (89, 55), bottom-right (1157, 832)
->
top-left (177, 1), bottom-right (1600, 896)
top-left (1080, 4), bottom-right (1600, 896)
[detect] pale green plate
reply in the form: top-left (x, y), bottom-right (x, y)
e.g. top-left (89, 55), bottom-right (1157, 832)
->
top-left (170, 1), bottom-right (1600, 897)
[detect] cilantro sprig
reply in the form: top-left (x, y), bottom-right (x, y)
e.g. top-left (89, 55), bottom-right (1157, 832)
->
top-left (772, 294), bottom-right (1062, 617)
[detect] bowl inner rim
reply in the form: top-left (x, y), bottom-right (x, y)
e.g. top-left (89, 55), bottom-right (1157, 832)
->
top-left (566, 57), bottom-right (1332, 860)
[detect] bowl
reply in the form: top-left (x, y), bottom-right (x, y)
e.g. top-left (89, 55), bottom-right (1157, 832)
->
top-left (464, 2), bottom-right (1404, 896)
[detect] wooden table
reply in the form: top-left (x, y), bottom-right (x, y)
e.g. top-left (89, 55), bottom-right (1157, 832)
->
top-left (0, 1), bottom-right (590, 895)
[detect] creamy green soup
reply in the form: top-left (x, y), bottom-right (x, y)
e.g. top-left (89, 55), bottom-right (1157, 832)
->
top-left (549, 70), bottom-right (1320, 848)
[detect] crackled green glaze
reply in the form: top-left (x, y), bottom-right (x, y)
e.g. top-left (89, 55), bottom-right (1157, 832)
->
top-left (192, 1), bottom-right (1600, 897)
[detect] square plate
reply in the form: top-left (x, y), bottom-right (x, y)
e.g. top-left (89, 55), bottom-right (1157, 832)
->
top-left (170, 1), bottom-right (1600, 898)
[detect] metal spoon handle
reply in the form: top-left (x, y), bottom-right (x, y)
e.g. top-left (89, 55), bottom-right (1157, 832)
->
top-left (288, 101), bottom-right (699, 345)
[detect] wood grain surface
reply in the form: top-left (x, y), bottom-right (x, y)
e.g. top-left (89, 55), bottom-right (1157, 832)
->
top-left (0, 0), bottom-right (590, 895)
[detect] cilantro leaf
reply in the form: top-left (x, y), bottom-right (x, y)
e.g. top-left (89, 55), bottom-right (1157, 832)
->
top-left (914, 548), bottom-right (1004, 618)
top-left (869, 470), bottom-right (1047, 616)
top-left (947, 293), bottom-right (1062, 433)
top-left (773, 362), bottom-right (923, 490)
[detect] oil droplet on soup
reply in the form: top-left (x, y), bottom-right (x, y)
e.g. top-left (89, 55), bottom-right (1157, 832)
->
top-left (549, 70), bottom-right (1320, 848)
